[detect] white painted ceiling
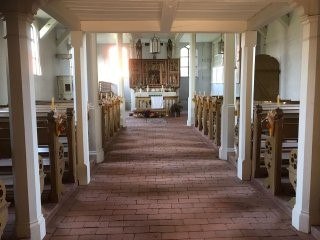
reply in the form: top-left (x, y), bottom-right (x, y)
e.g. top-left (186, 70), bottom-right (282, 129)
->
top-left (42, 0), bottom-right (293, 33)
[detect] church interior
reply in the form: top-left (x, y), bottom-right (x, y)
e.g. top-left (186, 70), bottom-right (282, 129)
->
top-left (0, 0), bottom-right (320, 239)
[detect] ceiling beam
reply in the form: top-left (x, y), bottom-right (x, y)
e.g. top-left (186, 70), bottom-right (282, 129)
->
top-left (171, 20), bottom-right (247, 32)
top-left (160, 0), bottom-right (178, 33)
top-left (41, 1), bottom-right (80, 30)
top-left (247, 2), bottom-right (293, 30)
top-left (81, 21), bottom-right (160, 32)
top-left (39, 17), bottom-right (58, 39)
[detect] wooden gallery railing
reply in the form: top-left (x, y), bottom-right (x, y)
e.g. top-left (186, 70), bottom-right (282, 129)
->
top-left (193, 95), bottom-right (223, 146)
top-left (101, 96), bottom-right (122, 148)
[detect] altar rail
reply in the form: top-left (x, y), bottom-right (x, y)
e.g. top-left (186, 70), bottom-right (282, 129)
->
top-left (135, 95), bottom-right (178, 116)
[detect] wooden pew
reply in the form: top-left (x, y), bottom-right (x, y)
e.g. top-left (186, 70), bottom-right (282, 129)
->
top-left (234, 98), bottom-right (240, 160)
top-left (263, 108), bottom-right (299, 195)
top-left (101, 95), bottom-right (122, 149)
top-left (0, 107), bottom-right (76, 203)
top-left (251, 102), bottom-right (299, 178)
top-left (0, 180), bottom-right (9, 238)
top-left (193, 95), bottom-right (223, 146)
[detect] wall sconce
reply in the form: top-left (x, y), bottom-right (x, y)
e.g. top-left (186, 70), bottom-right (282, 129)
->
top-left (150, 35), bottom-right (160, 59)
top-left (218, 33), bottom-right (224, 54)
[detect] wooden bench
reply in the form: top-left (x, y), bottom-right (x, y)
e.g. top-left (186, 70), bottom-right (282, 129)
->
top-left (0, 107), bottom-right (76, 203)
top-left (101, 96), bottom-right (121, 149)
top-left (251, 102), bottom-right (299, 178)
top-left (193, 95), bottom-right (223, 146)
top-left (263, 108), bottom-right (299, 195)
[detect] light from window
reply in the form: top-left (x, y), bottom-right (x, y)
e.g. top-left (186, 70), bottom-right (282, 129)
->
top-left (98, 45), bottom-right (129, 85)
top-left (180, 47), bottom-right (189, 77)
top-left (180, 45), bottom-right (198, 77)
top-left (30, 24), bottom-right (42, 76)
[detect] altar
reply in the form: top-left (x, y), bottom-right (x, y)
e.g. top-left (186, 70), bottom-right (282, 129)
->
top-left (132, 91), bottom-right (178, 116)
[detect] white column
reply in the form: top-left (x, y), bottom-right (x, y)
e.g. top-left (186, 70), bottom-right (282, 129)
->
top-left (219, 33), bottom-right (236, 160)
top-left (71, 31), bottom-right (90, 185)
top-left (292, 15), bottom-right (320, 233)
top-left (237, 31), bottom-right (257, 180)
top-left (5, 12), bottom-right (46, 239)
top-left (187, 33), bottom-right (196, 126)
top-left (117, 33), bottom-right (126, 127)
top-left (87, 33), bottom-right (104, 164)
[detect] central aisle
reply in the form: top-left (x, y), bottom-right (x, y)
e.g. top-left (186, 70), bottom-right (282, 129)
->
top-left (45, 115), bottom-right (313, 240)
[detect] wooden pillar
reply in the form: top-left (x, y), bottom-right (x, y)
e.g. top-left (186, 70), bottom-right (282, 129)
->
top-left (292, 14), bottom-right (320, 233)
top-left (219, 33), bottom-right (236, 160)
top-left (4, 11), bottom-right (46, 239)
top-left (87, 33), bottom-right (104, 163)
top-left (71, 31), bottom-right (90, 185)
top-left (237, 31), bottom-right (257, 180)
top-left (117, 33), bottom-right (126, 127)
top-left (187, 33), bottom-right (196, 126)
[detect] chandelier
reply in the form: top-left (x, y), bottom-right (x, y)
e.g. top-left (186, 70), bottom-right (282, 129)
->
top-left (218, 33), bottom-right (224, 54)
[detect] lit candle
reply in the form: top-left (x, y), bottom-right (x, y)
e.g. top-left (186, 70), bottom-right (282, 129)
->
top-left (277, 94), bottom-right (280, 105)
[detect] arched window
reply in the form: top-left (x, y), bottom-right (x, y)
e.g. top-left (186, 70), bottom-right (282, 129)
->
top-left (180, 45), bottom-right (198, 77)
top-left (30, 24), bottom-right (42, 76)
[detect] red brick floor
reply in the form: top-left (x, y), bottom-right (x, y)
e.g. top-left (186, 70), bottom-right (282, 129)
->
top-left (45, 114), bottom-right (314, 240)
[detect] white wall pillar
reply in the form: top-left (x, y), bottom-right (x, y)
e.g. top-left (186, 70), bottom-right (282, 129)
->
top-left (219, 33), bottom-right (236, 160)
top-left (5, 12), bottom-right (46, 239)
top-left (237, 31), bottom-right (257, 180)
top-left (292, 15), bottom-right (320, 233)
top-left (71, 31), bottom-right (90, 185)
top-left (0, 21), bottom-right (9, 106)
top-left (117, 33), bottom-right (126, 127)
top-left (187, 33), bottom-right (196, 126)
top-left (87, 33), bottom-right (104, 164)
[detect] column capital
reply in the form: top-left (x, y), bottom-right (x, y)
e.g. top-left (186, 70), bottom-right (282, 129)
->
top-left (70, 31), bottom-right (84, 48)
top-left (241, 31), bottom-right (257, 48)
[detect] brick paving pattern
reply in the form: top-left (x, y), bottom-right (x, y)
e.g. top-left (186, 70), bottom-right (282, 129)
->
top-left (45, 115), bottom-right (314, 240)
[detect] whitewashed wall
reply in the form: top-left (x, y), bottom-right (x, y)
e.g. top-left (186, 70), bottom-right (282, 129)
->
top-left (264, 10), bottom-right (302, 100)
top-left (34, 29), bottom-right (57, 101)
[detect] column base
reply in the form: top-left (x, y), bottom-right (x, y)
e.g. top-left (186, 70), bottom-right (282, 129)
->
top-left (219, 147), bottom-right (234, 160)
top-left (237, 157), bottom-right (251, 181)
top-left (187, 120), bottom-right (193, 127)
top-left (95, 148), bottom-right (105, 163)
top-left (89, 148), bottom-right (104, 164)
top-left (16, 214), bottom-right (46, 239)
top-left (292, 205), bottom-right (310, 233)
top-left (77, 163), bottom-right (90, 185)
